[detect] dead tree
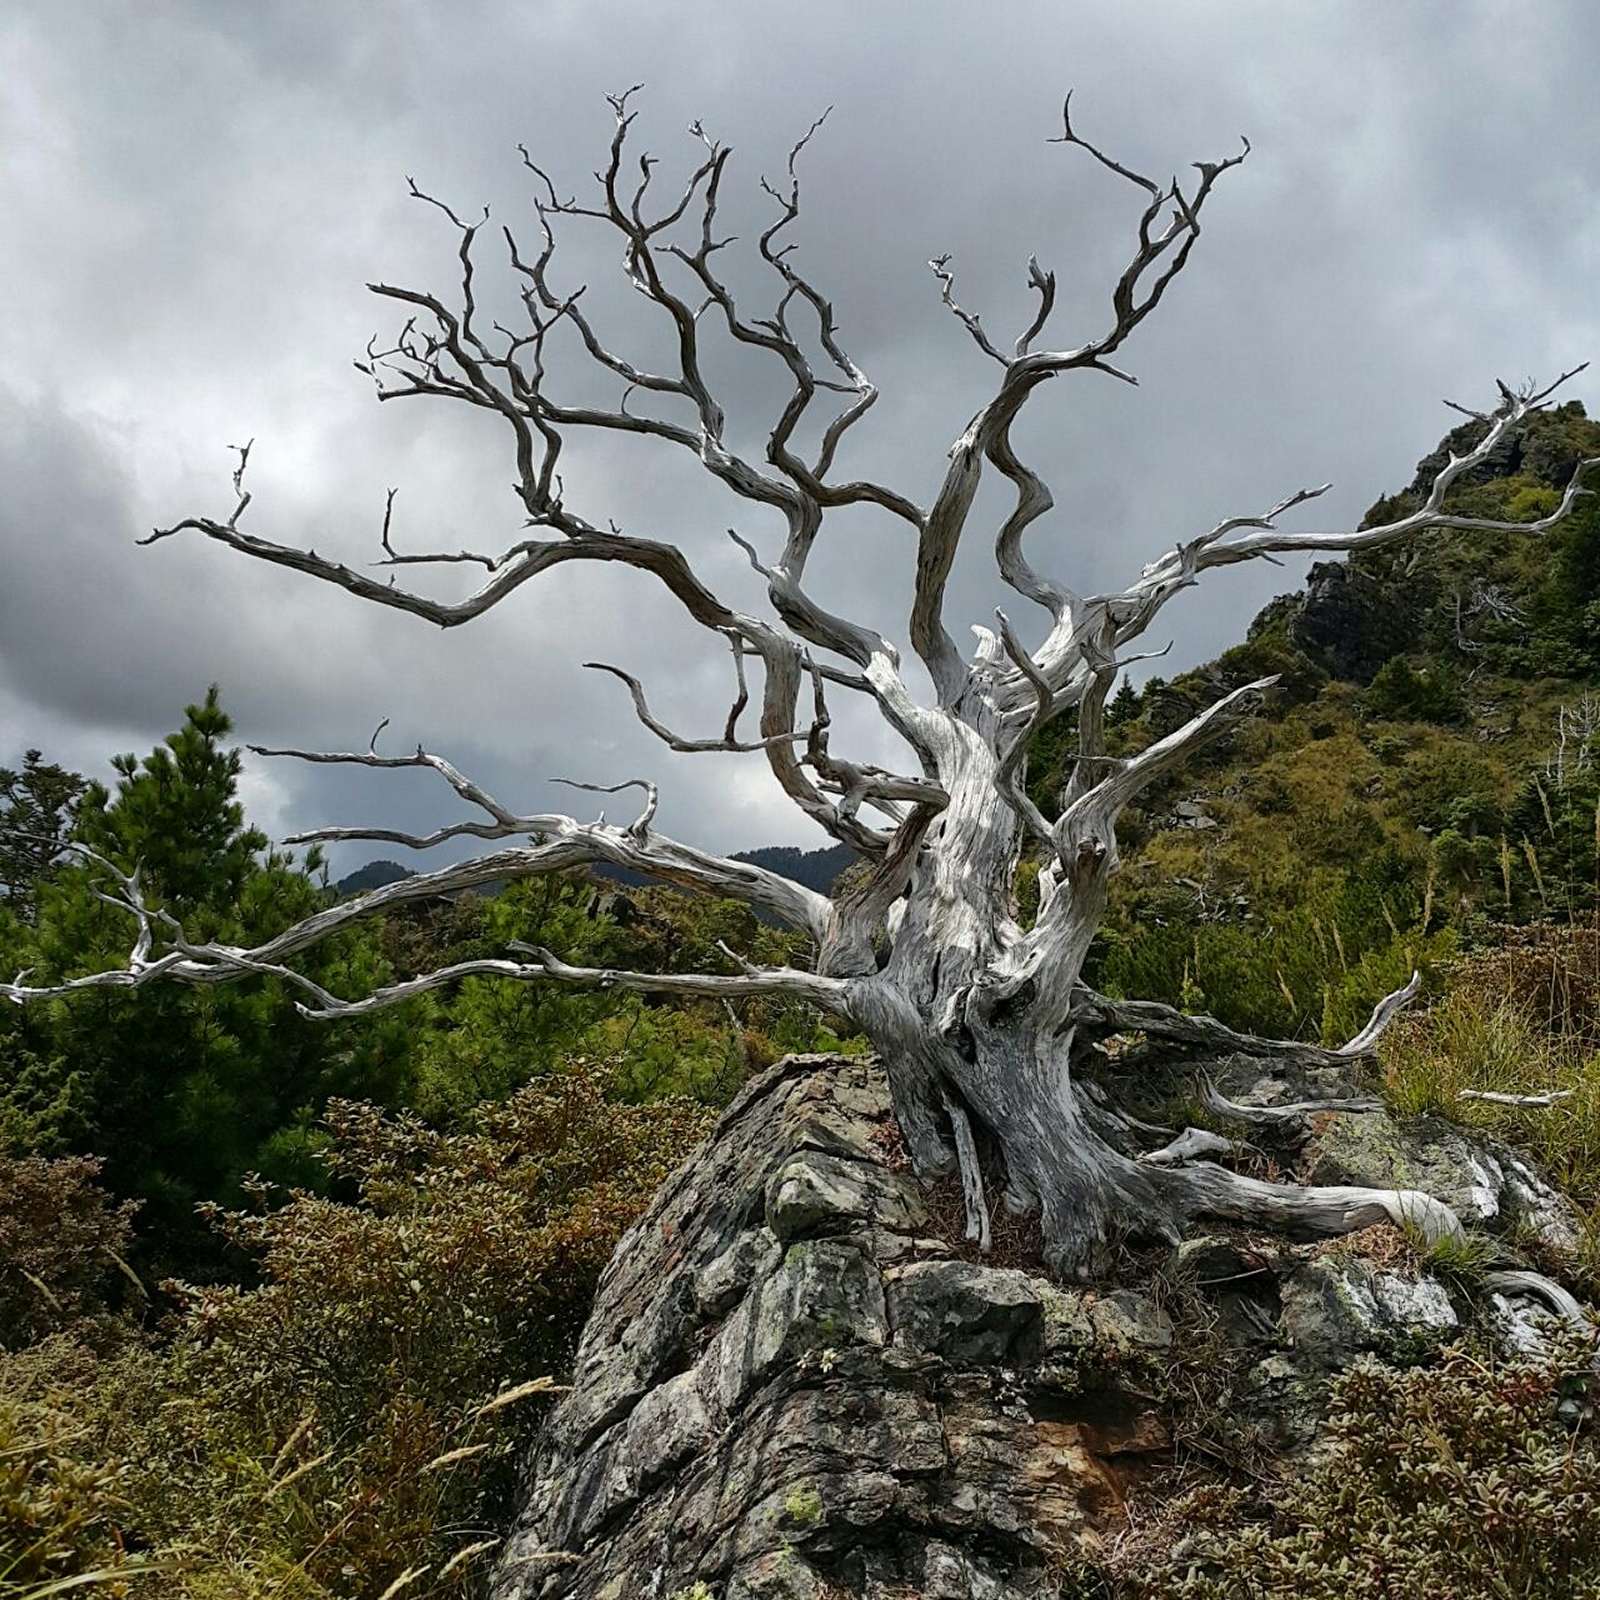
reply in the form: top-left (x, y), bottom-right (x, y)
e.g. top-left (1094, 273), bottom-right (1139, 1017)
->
top-left (6, 94), bottom-right (1595, 1276)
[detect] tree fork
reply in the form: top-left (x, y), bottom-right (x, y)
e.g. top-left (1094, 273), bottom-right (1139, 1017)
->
top-left (7, 95), bottom-right (1596, 1280)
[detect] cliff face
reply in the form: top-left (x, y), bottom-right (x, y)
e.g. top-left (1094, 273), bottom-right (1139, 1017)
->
top-left (1280, 560), bottom-right (1419, 685)
top-left (489, 1054), bottom-right (1580, 1600)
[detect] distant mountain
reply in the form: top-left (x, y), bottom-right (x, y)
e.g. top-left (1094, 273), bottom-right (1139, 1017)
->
top-left (730, 843), bottom-right (856, 894)
top-left (1055, 398), bottom-right (1600, 1041)
top-left (589, 842), bottom-right (856, 899)
top-left (336, 841), bottom-right (857, 902)
top-left (336, 858), bottom-right (415, 895)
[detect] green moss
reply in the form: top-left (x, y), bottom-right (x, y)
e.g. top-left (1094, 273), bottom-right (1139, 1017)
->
top-left (782, 1483), bottom-right (824, 1527)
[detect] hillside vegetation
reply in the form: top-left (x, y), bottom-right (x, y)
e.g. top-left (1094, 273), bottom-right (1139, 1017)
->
top-left (1060, 400), bottom-right (1600, 1044)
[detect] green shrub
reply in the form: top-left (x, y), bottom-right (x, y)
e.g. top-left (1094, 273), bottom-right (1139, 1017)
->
top-left (1364, 656), bottom-right (1465, 724)
top-left (0, 1070), bottom-right (712, 1598)
top-left (0, 1154), bottom-right (138, 1349)
top-left (0, 1396), bottom-right (132, 1596)
top-left (1147, 1337), bottom-right (1600, 1599)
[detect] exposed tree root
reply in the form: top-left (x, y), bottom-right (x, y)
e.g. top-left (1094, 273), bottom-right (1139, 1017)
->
top-left (942, 1087), bottom-right (992, 1251)
top-left (1198, 1079), bottom-right (1383, 1123)
top-left (1484, 1269), bottom-right (1592, 1331)
top-left (1069, 973), bottom-right (1421, 1067)
top-left (1154, 1160), bottom-right (1464, 1245)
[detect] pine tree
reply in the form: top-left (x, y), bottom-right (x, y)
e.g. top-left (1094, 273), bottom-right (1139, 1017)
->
top-left (1106, 677), bottom-right (1141, 727)
top-left (0, 751), bottom-right (86, 924)
top-left (19, 691), bottom-right (412, 1268)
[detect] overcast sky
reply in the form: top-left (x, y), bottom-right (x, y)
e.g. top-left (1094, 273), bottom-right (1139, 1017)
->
top-left (2, 1), bottom-right (1596, 874)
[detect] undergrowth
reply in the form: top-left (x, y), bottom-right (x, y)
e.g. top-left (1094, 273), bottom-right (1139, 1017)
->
top-left (1381, 925), bottom-right (1600, 1206)
top-left (0, 1070), bottom-right (711, 1599)
top-left (1140, 1334), bottom-right (1600, 1599)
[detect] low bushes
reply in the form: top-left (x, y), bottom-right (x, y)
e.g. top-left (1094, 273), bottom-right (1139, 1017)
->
top-left (1149, 1336), bottom-right (1600, 1599)
top-left (0, 1070), bottom-right (711, 1598)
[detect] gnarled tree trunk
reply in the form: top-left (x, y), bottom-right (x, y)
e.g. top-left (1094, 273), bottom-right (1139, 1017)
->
top-left (8, 93), bottom-right (1592, 1279)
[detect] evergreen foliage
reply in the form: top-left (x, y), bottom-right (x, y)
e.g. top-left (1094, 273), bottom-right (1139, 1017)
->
top-left (0, 753), bottom-right (85, 927)
top-left (0, 689), bottom-right (858, 1276)
top-left (1, 691), bottom-right (410, 1267)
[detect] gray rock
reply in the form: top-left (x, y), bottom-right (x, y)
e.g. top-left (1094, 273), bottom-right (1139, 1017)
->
top-left (707, 1240), bottom-right (889, 1416)
top-left (1306, 1109), bottom-right (1505, 1225)
top-left (767, 1151), bottom-right (924, 1240)
top-left (489, 1051), bottom-right (1586, 1600)
top-left (909, 1541), bottom-right (1026, 1600)
top-left (727, 1549), bottom-right (829, 1599)
top-left (1280, 1257), bottom-right (1456, 1367)
top-left (1489, 1290), bottom-right (1559, 1357)
top-left (1501, 1155), bottom-right (1583, 1252)
top-left (1086, 1289), bottom-right (1174, 1356)
top-left (1032, 1282), bottom-right (1097, 1391)
top-left (887, 1260), bottom-right (1044, 1364)
top-left (1172, 1235), bottom-right (1260, 1283)
top-left (698, 1229), bottom-right (784, 1319)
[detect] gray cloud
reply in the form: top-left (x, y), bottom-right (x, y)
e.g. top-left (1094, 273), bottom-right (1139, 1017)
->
top-left (2, 0), bottom-right (1596, 872)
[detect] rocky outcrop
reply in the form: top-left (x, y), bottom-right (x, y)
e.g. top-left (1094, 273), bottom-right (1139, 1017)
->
top-left (489, 1053), bottom-right (1585, 1600)
top-left (1242, 404), bottom-right (1597, 689)
top-left (1197, 1048), bottom-right (1582, 1253)
top-left (1284, 559), bottom-right (1419, 684)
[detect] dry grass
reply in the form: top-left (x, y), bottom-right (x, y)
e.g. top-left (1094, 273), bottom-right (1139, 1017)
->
top-left (1381, 924), bottom-right (1600, 1201)
top-left (920, 1175), bottom-right (1047, 1273)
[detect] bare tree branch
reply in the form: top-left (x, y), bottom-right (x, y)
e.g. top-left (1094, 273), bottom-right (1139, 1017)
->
top-left (1070, 971), bottom-right (1422, 1066)
top-left (248, 739), bottom-right (834, 936)
top-left (1057, 676), bottom-right (1275, 841)
top-left (288, 945), bottom-right (847, 1020)
top-left (584, 660), bottom-right (806, 756)
top-left (1093, 372), bottom-right (1596, 673)
top-left (69, 96), bottom-right (1596, 1279)
top-left (908, 98), bottom-right (1247, 709)
top-left (1, 817), bottom-right (839, 1016)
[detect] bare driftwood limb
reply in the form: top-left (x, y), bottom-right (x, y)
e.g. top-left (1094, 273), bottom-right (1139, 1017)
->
top-left (1, 834), bottom-right (845, 1018)
top-left (1459, 1088), bottom-right (1576, 1108)
top-left (1483, 1269), bottom-right (1592, 1331)
top-left (26, 95), bottom-right (1596, 1274)
top-left (1071, 972), bottom-right (1422, 1069)
top-left (942, 1087), bottom-right (993, 1251)
top-left (1154, 1163), bottom-right (1464, 1246)
top-left (1199, 1080), bottom-right (1384, 1124)
top-left (1139, 1127), bottom-right (1244, 1167)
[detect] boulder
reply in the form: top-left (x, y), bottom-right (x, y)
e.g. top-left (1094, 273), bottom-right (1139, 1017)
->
top-left (489, 1053), bottom-right (1588, 1599)
top-left (1279, 1256), bottom-right (1458, 1368)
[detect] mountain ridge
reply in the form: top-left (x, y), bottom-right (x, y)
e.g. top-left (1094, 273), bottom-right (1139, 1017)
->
top-left (336, 841), bottom-right (856, 900)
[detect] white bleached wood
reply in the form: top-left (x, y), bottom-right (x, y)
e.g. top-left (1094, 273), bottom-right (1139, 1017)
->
top-left (1199, 1081), bottom-right (1384, 1124)
top-left (1459, 1088), bottom-right (1576, 1108)
top-left (1483, 1269), bottom-right (1591, 1330)
top-left (1139, 1128), bottom-right (1241, 1167)
top-left (1155, 1165), bottom-right (1464, 1246)
top-left (23, 98), bottom-right (1595, 1274)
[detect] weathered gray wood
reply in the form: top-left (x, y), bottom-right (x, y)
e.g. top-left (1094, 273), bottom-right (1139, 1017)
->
top-left (6, 97), bottom-right (1594, 1276)
top-left (1483, 1269), bottom-right (1591, 1329)
top-left (1460, 1088), bottom-right (1576, 1108)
